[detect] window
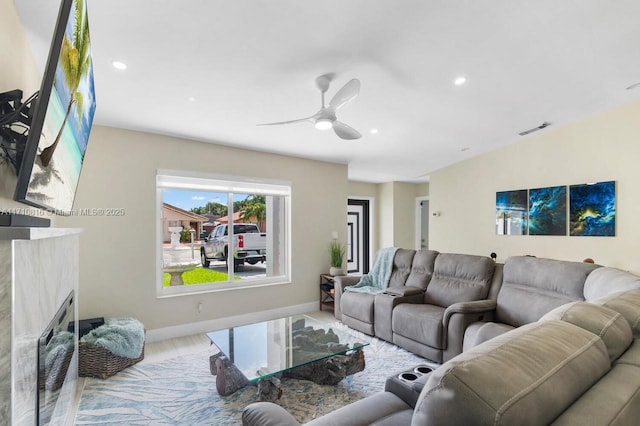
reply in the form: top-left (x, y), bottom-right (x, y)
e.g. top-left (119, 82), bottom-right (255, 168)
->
top-left (156, 170), bottom-right (291, 297)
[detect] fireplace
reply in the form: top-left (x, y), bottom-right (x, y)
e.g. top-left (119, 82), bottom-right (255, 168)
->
top-left (0, 228), bottom-right (81, 424)
top-left (37, 291), bottom-right (76, 425)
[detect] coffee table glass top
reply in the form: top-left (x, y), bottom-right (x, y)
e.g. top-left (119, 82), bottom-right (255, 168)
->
top-left (206, 314), bottom-right (369, 382)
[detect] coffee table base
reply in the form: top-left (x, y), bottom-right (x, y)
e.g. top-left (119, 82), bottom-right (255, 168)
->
top-left (282, 349), bottom-right (366, 385)
top-left (209, 349), bottom-right (366, 401)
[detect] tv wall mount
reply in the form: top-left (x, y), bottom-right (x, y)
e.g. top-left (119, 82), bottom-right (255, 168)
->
top-left (0, 89), bottom-right (38, 174)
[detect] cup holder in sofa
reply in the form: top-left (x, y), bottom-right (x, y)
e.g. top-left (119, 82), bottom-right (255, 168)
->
top-left (398, 372), bottom-right (419, 382)
top-left (397, 365), bottom-right (434, 383)
top-left (387, 364), bottom-right (437, 408)
top-left (414, 365), bottom-right (433, 375)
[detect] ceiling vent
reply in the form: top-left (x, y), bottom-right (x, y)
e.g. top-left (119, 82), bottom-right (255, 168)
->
top-left (518, 121), bottom-right (551, 136)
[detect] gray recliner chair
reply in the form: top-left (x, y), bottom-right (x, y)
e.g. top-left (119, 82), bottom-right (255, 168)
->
top-left (391, 253), bottom-right (500, 362)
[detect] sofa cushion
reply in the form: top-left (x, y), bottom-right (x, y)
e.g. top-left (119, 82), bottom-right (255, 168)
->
top-left (412, 320), bottom-right (610, 426)
top-left (306, 391), bottom-right (413, 426)
top-left (551, 364), bottom-right (640, 426)
top-left (403, 249), bottom-right (438, 289)
top-left (592, 289), bottom-right (640, 337)
top-left (496, 256), bottom-right (599, 327)
top-left (424, 253), bottom-right (495, 308)
top-left (540, 301), bottom-right (632, 362)
top-left (388, 249), bottom-right (416, 287)
top-left (392, 304), bottom-right (445, 349)
top-left (615, 339), bottom-right (640, 368)
top-left (243, 392), bottom-right (414, 426)
top-left (463, 321), bottom-right (516, 351)
top-left (341, 292), bottom-right (376, 324)
top-left (583, 267), bottom-right (640, 301)
top-left (242, 402), bottom-right (300, 426)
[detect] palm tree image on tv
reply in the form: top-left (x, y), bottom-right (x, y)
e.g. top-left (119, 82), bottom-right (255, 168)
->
top-left (21, 0), bottom-right (95, 213)
top-left (40, 0), bottom-right (91, 168)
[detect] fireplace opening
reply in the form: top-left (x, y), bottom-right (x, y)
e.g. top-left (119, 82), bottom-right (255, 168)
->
top-left (37, 291), bottom-right (75, 425)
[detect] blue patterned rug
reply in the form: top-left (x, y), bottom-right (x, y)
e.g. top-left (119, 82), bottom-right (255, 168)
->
top-left (75, 324), bottom-right (428, 425)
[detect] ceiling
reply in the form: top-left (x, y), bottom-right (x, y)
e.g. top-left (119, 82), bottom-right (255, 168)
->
top-left (14, 0), bottom-right (640, 183)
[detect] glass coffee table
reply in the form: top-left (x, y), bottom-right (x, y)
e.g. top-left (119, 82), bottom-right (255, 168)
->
top-left (206, 314), bottom-right (368, 400)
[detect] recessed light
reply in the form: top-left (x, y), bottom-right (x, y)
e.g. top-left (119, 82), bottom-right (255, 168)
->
top-left (370, 129), bottom-right (379, 134)
top-left (454, 76), bottom-right (467, 86)
top-left (187, 96), bottom-right (196, 102)
top-left (112, 61), bottom-right (127, 70)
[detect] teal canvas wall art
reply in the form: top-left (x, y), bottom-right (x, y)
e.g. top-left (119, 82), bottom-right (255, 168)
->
top-left (496, 189), bottom-right (527, 235)
top-left (570, 181), bottom-right (616, 236)
top-left (528, 186), bottom-right (567, 235)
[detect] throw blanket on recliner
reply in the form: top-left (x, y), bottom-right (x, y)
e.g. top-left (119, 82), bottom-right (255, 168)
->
top-left (345, 247), bottom-right (399, 294)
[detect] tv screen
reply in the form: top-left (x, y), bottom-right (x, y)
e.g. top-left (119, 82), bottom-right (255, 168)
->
top-left (14, 0), bottom-right (95, 214)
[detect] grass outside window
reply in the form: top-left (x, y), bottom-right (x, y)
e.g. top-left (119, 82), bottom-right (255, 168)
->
top-left (162, 267), bottom-right (240, 287)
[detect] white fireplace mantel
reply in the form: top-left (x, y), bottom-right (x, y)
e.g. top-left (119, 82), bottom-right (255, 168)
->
top-left (0, 227), bottom-right (81, 425)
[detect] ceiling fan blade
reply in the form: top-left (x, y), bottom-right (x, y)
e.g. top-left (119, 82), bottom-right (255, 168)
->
top-left (333, 121), bottom-right (361, 140)
top-left (257, 117), bottom-right (313, 126)
top-left (329, 79), bottom-right (360, 111)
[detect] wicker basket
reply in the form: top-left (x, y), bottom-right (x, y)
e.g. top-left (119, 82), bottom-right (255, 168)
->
top-left (79, 341), bottom-right (145, 379)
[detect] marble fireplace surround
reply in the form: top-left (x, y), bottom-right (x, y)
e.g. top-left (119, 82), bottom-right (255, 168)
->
top-left (0, 227), bottom-right (81, 425)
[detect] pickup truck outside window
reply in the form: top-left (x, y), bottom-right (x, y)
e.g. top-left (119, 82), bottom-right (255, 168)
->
top-left (200, 223), bottom-right (267, 268)
top-left (157, 171), bottom-right (290, 297)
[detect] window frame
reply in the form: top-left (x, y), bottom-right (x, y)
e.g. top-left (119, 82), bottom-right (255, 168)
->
top-left (156, 169), bottom-right (291, 298)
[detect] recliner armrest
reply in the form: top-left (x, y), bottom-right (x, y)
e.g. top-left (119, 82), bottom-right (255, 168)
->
top-left (384, 287), bottom-right (425, 297)
top-left (333, 275), bottom-right (362, 320)
top-left (384, 372), bottom-right (432, 408)
top-left (443, 299), bottom-right (497, 328)
top-left (441, 299), bottom-right (498, 362)
top-left (333, 275), bottom-right (361, 291)
top-left (242, 402), bottom-right (301, 426)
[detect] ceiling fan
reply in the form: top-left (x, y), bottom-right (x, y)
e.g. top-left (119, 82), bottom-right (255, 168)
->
top-left (258, 75), bottom-right (362, 140)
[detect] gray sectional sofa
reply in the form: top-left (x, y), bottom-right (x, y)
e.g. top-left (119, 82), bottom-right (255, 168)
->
top-left (335, 250), bottom-right (640, 363)
top-left (243, 288), bottom-right (640, 425)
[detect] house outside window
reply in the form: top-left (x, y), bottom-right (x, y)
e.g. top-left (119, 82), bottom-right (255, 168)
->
top-left (156, 170), bottom-right (291, 297)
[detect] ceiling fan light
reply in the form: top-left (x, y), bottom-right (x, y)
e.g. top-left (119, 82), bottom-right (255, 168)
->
top-left (315, 118), bottom-right (333, 130)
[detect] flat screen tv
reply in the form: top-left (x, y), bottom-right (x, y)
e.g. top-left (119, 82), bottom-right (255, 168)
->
top-left (14, 0), bottom-right (95, 214)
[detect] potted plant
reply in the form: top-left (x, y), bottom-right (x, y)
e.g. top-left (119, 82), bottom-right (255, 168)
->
top-left (329, 240), bottom-right (346, 276)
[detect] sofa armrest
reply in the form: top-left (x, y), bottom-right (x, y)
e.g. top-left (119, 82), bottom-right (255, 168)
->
top-left (443, 299), bottom-right (497, 327)
top-left (384, 287), bottom-right (425, 297)
top-left (384, 367), bottom-right (435, 408)
top-left (333, 276), bottom-right (361, 320)
top-left (242, 402), bottom-right (301, 426)
top-left (441, 299), bottom-right (497, 363)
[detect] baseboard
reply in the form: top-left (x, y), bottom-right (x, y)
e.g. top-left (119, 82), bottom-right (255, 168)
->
top-left (145, 301), bottom-right (318, 342)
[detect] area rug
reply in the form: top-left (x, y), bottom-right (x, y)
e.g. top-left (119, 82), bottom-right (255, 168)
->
top-left (75, 323), bottom-right (429, 425)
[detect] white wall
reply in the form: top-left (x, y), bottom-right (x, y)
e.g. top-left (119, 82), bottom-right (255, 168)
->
top-left (392, 182), bottom-right (418, 249)
top-left (58, 126), bottom-right (348, 330)
top-left (377, 182), bottom-right (394, 248)
top-left (430, 98), bottom-right (640, 274)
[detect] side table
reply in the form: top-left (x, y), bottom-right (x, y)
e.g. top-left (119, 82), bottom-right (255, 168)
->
top-left (319, 274), bottom-right (336, 312)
